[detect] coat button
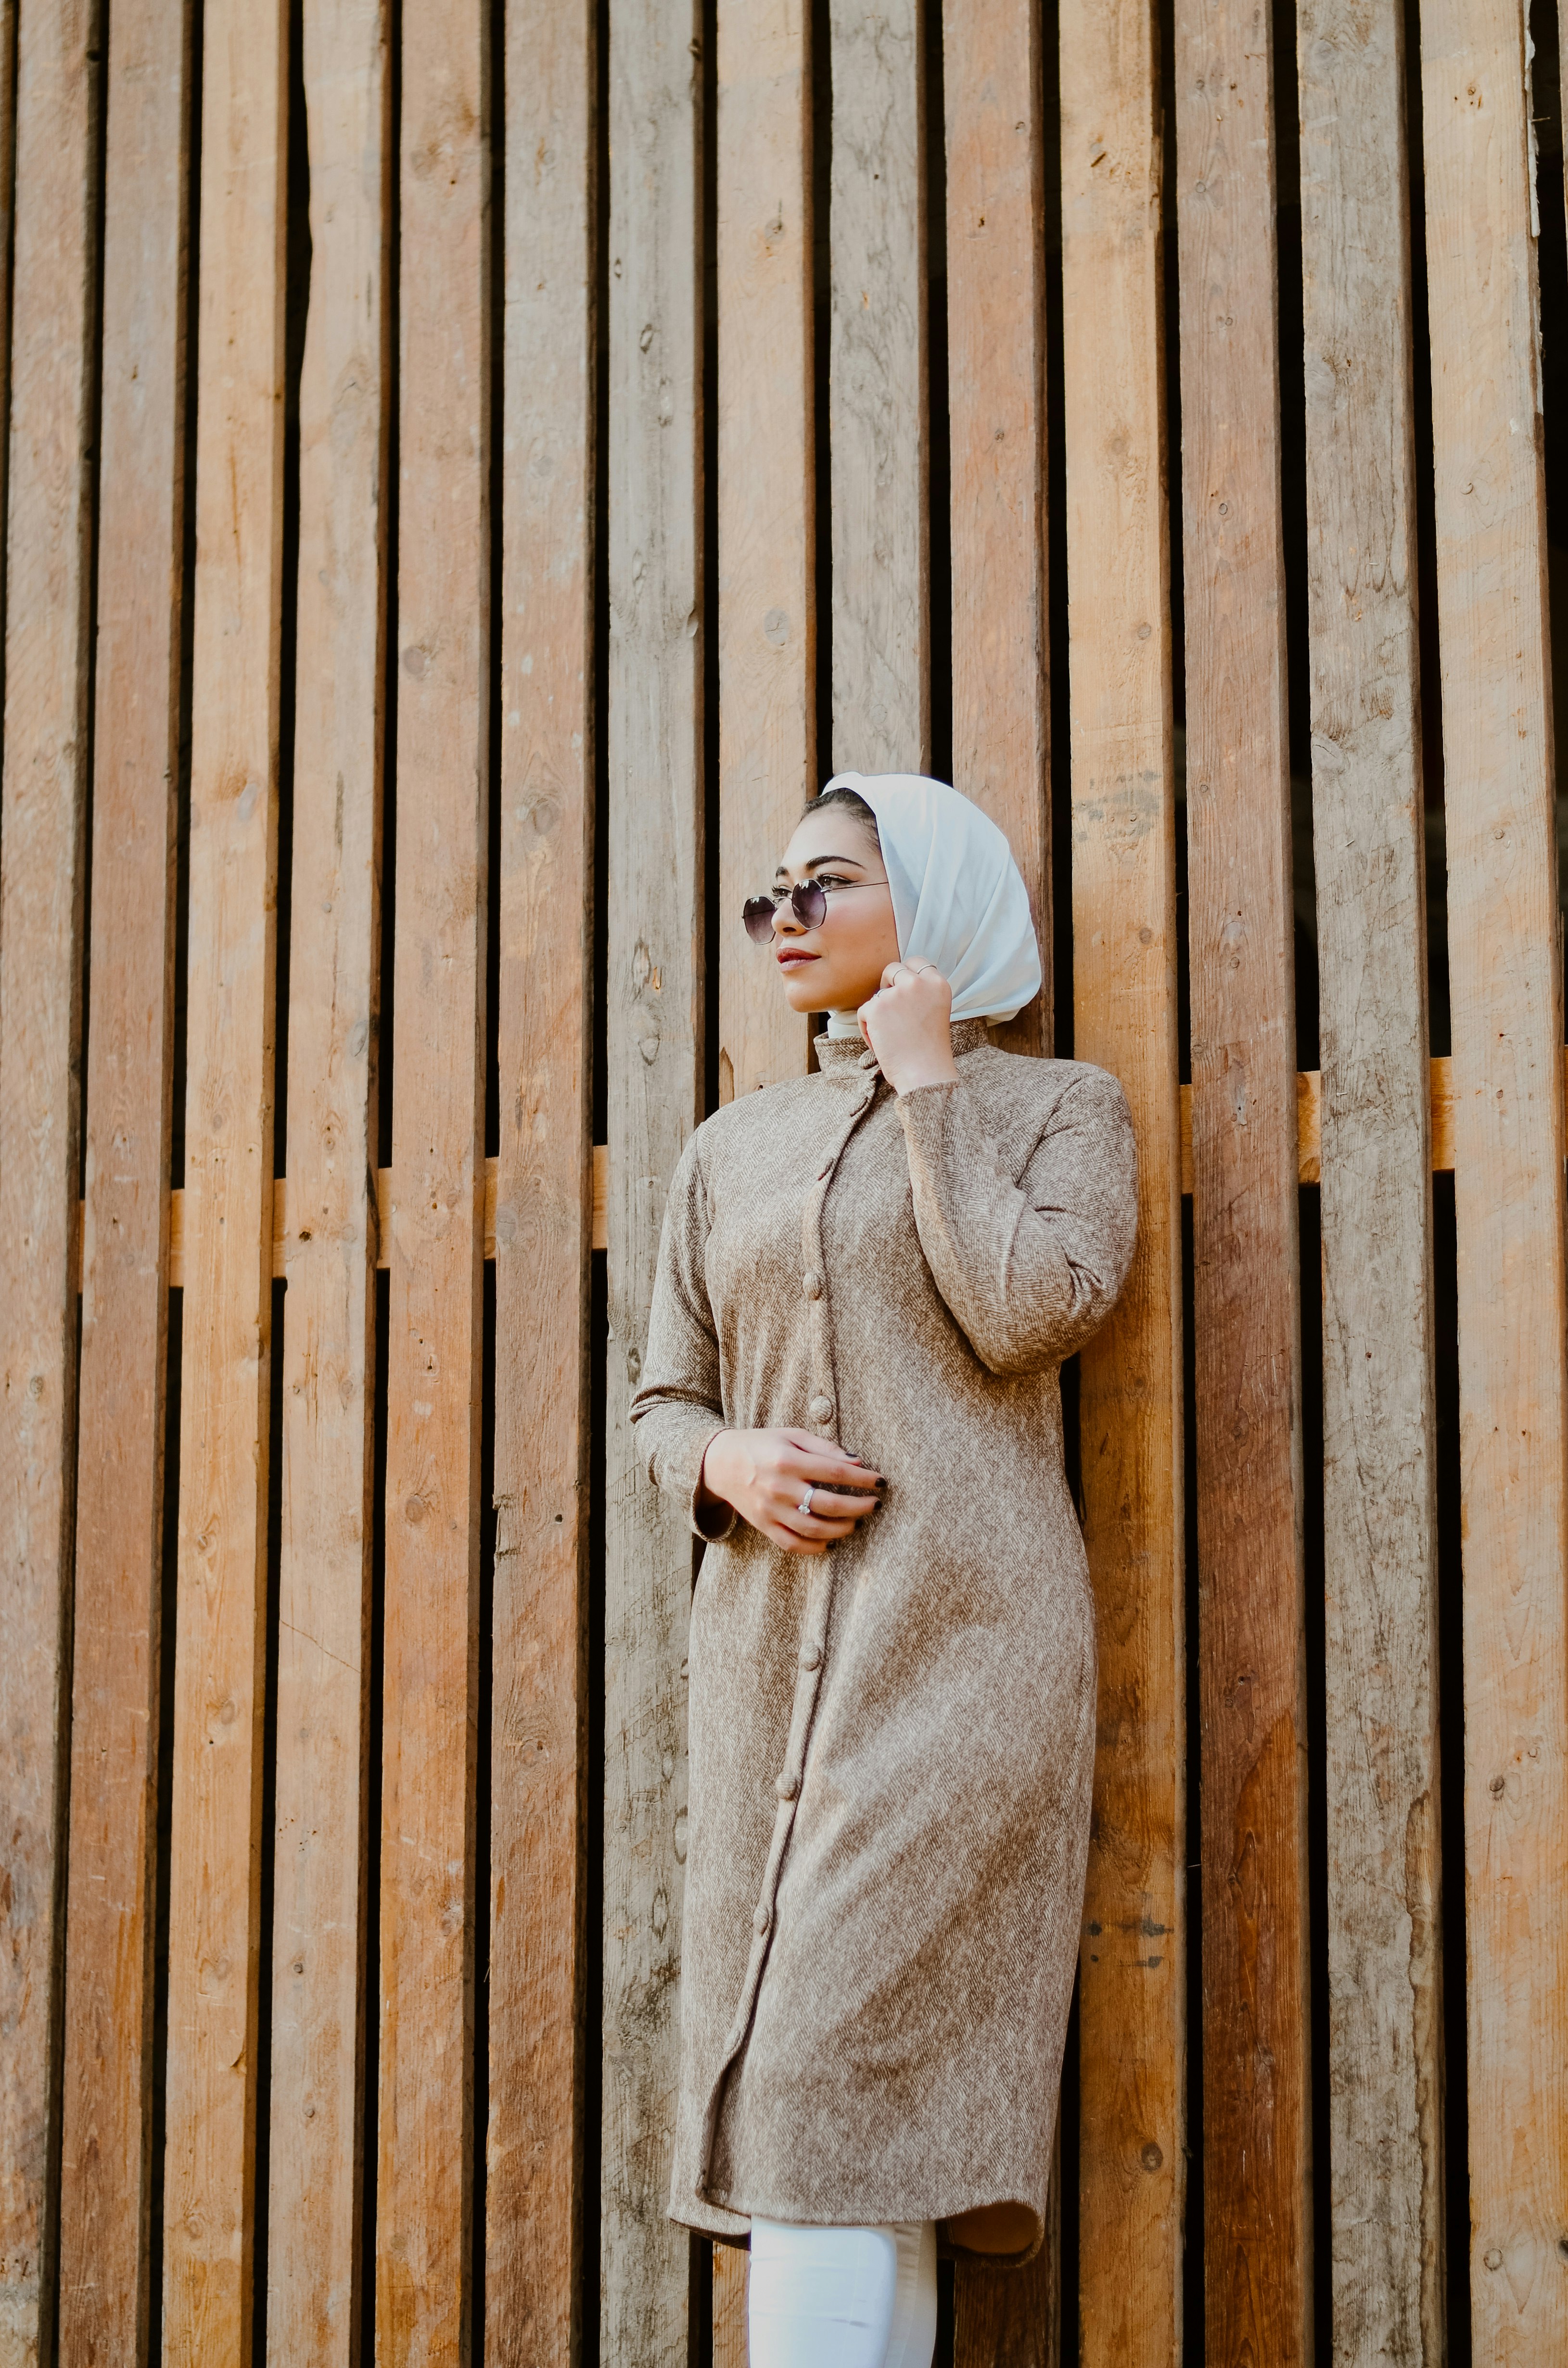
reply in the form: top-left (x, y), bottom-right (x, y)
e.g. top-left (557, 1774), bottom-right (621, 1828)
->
top-left (753, 1904), bottom-right (771, 1935)
top-left (802, 1271), bottom-right (823, 1299)
top-left (799, 1640), bottom-right (822, 1671)
top-left (776, 1771), bottom-right (798, 1801)
top-left (808, 1393), bottom-right (833, 1422)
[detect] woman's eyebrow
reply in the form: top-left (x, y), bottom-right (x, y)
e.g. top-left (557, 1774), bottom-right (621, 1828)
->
top-left (772, 850), bottom-right (867, 882)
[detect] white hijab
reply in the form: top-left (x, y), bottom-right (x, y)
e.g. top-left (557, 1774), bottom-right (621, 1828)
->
top-left (818, 770), bottom-right (1043, 1036)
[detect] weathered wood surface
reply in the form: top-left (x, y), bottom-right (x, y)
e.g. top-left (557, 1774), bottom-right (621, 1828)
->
top-left (1419, 3), bottom-right (1568, 2355)
top-left (943, 0), bottom-right (1048, 1057)
top-left (0, 8), bottom-right (98, 2361)
top-left (1173, 0), bottom-right (1312, 2358)
top-left (485, 0), bottom-right (594, 2354)
top-left (1296, 5), bottom-right (1443, 2359)
top-left (829, 0), bottom-right (926, 772)
top-left (712, 2244), bottom-right (748, 2368)
top-left (57, 2), bottom-right (190, 2359)
top-left (266, 1), bottom-right (388, 2357)
top-left (161, 0), bottom-right (289, 2354)
top-left (716, 0), bottom-right (813, 1103)
top-left (602, 0), bottom-right (704, 2355)
top-left (375, 0), bottom-right (489, 2357)
top-left (1060, 1), bottom-right (1185, 2362)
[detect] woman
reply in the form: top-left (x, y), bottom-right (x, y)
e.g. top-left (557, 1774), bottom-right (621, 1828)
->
top-left (630, 773), bottom-right (1138, 2368)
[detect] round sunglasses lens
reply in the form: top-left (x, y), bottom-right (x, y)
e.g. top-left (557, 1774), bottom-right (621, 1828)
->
top-left (742, 896), bottom-right (777, 946)
top-left (791, 880), bottom-right (827, 929)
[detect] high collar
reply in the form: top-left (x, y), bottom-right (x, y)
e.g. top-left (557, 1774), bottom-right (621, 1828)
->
top-left (811, 1017), bottom-right (989, 1075)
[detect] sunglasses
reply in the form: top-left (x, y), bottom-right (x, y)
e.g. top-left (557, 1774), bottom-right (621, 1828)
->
top-left (742, 875), bottom-right (888, 946)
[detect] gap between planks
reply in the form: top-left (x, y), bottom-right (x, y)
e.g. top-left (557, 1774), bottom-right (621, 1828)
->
top-left (143, 1058), bottom-right (1497, 1286)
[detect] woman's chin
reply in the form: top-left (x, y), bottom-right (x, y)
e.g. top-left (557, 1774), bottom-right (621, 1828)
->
top-left (778, 965), bottom-right (829, 1013)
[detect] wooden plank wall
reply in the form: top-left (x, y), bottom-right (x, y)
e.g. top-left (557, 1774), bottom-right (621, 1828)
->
top-left (6, 0), bottom-right (1568, 2363)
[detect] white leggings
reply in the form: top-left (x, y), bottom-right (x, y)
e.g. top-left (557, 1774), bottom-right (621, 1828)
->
top-left (747, 2218), bottom-right (938, 2368)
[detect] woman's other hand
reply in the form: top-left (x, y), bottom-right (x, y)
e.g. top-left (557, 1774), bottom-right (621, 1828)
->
top-left (858, 960), bottom-right (958, 1094)
top-left (698, 1428), bottom-right (883, 1554)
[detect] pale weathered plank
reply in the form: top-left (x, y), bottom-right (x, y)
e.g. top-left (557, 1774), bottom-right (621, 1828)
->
top-left (1173, 0), bottom-right (1312, 2357)
top-left (57, 2), bottom-right (190, 2360)
top-left (1419, 3), bottom-right (1568, 2354)
top-left (374, 0), bottom-right (489, 2356)
top-left (716, 0), bottom-right (814, 1103)
top-left (1296, 5), bottom-right (1443, 2358)
top-left (829, 0), bottom-right (926, 772)
top-left (0, 7), bottom-right (99, 2360)
top-left (160, 0), bottom-right (290, 2354)
top-left (1059, 2), bottom-right (1186, 2363)
top-left (484, 0), bottom-right (594, 2352)
top-left (602, 0), bottom-right (704, 2355)
top-left (266, 0), bottom-right (388, 2356)
top-left (943, 0), bottom-right (1049, 1058)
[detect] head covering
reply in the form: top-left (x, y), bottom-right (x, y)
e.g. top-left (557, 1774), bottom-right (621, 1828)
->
top-left (818, 770), bottom-right (1042, 1036)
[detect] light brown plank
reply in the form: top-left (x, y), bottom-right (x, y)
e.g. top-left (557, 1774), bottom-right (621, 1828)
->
top-left (374, 0), bottom-right (489, 2355)
top-left (1173, 0), bottom-right (1312, 2356)
top-left (56, 2), bottom-right (190, 2360)
top-left (160, 0), bottom-right (290, 2353)
top-left (265, 0), bottom-right (388, 2356)
top-left (716, 0), bottom-right (814, 1104)
top-left (829, 0), bottom-right (926, 771)
top-left (1419, 3), bottom-right (1568, 2353)
top-left (484, 0), bottom-right (594, 2351)
top-left (943, 0), bottom-right (1049, 1057)
top-left (1297, 4), bottom-right (1443, 2355)
top-left (712, 2245), bottom-right (748, 2368)
top-left (602, 0), bottom-right (704, 2354)
top-left (0, 7), bottom-right (98, 2358)
top-left (1059, 1), bottom-right (1186, 2362)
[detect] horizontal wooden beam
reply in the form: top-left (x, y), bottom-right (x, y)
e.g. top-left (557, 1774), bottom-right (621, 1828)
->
top-left (101, 1058), bottom-right (1526, 1292)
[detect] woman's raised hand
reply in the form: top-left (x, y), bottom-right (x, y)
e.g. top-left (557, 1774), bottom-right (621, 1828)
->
top-left (858, 960), bottom-right (958, 1094)
top-left (698, 1428), bottom-right (883, 1555)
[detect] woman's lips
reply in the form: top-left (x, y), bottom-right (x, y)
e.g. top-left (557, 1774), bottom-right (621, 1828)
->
top-left (777, 949), bottom-right (817, 967)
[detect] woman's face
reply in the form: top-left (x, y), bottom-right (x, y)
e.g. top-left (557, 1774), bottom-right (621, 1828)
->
top-left (767, 807), bottom-right (901, 1015)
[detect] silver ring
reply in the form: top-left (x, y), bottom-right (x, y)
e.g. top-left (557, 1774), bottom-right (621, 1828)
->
top-left (797, 1487), bottom-right (815, 1516)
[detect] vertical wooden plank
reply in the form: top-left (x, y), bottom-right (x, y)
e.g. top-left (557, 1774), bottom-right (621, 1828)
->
top-left (602, 0), bottom-right (703, 2354)
top-left (1060, 0), bottom-right (1186, 2362)
top-left (1296, 6), bottom-right (1443, 2359)
top-left (0, 8), bottom-right (99, 2361)
top-left (716, 0), bottom-right (813, 1105)
top-left (375, 0), bottom-right (489, 2357)
top-left (161, 0), bottom-right (289, 2353)
top-left (1173, 0), bottom-right (1312, 2360)
top-left (943, 0), bottom-right (1050, 1056)
top-left (829, 0), bottom-right (926, 771)
top-left (56, 1), bottom-right (190, 2359)
top-left (1419, 3), bottom-right (1568, 2355)
top-left (266, 1), bottom-right (388, 2358)
top-left (712, 2246), bottom-right (747, 2368)
top-left (484, 0), bottom-right (593, 2352)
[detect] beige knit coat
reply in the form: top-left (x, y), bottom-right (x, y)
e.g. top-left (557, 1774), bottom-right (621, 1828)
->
top-left (630, 1019), bottom-right (1138, 2263)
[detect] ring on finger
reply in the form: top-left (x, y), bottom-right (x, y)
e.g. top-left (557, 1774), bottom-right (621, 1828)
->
top-left (797, 1486), bottom-right (815, 1516)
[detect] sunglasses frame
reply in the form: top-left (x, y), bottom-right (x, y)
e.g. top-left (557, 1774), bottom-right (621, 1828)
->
top-left (743, 877), bottom-right (828, 944)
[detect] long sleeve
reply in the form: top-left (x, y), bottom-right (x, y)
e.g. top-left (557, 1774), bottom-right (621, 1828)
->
top-left (895, 1065), bottom-right (1138, 1375)
top-left (629, 1133), bottom-right (737, 1539)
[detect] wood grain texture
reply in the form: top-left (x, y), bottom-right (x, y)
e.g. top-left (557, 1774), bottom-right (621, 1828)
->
top-left (829, 0), bottom-right (927, 772)
top-left (1059, 0), bottom-right (1185, 2361)
top-left (160, 0), bottom-right (289, 2354)
top-left (485, 0), bottom-right (594, 2353)
top-left (56, 3), bottom-right (190, 2360)
top-left (954, 2128), bottom-right (1060, 2368)
top-left (266, 1), bottom-right (388, 2357)
top-left (943, 0), bottom-right (1049, 1056)
top-left (712, 2244), bottom-right (747, 2368)
top-left (374, 0), bottom-right (489, 2358)
top-left (0, 8), bottom-right (99, 2361)
top-left (1173, 0), bottom-right (1312, 2358)
top-left (602, 0), bottom-right (704, 2355)
top-left (1296, 6), bottom-right (1443, 2358)
top-left (716, 0), bottom-right (814, 1104)
top-left (1418, 2), bottom-right (1568, 2354)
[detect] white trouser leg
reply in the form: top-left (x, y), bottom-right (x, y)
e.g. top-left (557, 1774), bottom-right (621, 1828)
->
top-left (747, 2219), bottom-right (937, 2368)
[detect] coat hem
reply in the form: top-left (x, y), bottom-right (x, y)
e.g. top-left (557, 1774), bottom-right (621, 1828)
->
top-left (670, 2187), bottom-right (1044, 2269)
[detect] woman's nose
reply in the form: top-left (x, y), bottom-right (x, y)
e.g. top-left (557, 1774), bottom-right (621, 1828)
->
top-left (774, 896), bottom-right (803, 936)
